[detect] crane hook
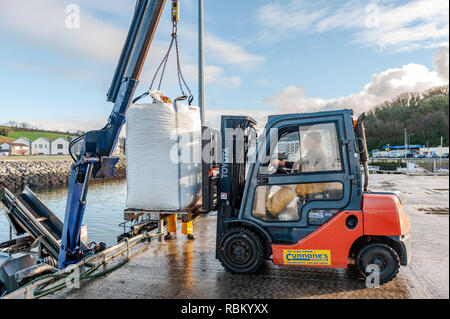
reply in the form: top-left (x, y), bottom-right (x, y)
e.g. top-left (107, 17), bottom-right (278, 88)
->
top-left (172, 0), bottom-right (180, 23)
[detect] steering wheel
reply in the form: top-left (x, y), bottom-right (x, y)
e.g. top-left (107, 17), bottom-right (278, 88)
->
top-left (276, 167), bottom-right (290, 175)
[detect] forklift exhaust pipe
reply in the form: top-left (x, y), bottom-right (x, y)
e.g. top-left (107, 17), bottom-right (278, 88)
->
top-left (355, 113), bottom-right (370, 192)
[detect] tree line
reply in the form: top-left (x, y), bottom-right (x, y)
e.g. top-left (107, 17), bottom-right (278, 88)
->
top-left (364, 86), bottom-right (449, 151)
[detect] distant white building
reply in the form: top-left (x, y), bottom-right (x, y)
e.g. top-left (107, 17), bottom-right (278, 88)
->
top-left (13, 137), bottom-right (32, 154)
top-left (0, 143), bottom-right (11, 157)
top-left (51, 137), bottom-right (70, 155)
top-left (32, 137), bottom-right (51, 155)
top-left (10, 143), bottom-right (30, 156)
top-left (277, 140), bottom-right (299, 158)
top-left (420, 146), bottom-right (449, 157)
top-left (0, 142), bottom-right (29, 156)
top-left (0, 143), bottom-right (10, 151)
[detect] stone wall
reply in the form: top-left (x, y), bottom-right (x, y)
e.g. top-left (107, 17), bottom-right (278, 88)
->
top-left (0, 158), bottom-right (126, 193)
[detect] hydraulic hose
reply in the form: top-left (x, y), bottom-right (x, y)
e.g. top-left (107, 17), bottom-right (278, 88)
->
top-left (17, 232), bottom-right (162, 299)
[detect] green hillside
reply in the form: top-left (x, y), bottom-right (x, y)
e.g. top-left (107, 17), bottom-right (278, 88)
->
top-left (365, 86), bottom-right (449, 151)
top-left (0, 127), bottom-right (74, 142)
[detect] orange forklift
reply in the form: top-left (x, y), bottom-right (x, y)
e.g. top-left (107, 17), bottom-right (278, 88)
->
top-left (0, 1), bottom-right (410, 294)
top-left (202, 111), bottom-right (411, 284)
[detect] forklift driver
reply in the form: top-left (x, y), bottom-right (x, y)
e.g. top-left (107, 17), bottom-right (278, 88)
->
top-left (272, 131), bottom-right (330, 173)
top-left (263, 131), bottom-right (332, 220)
top-left (294, 131), bottom-right (329, 172)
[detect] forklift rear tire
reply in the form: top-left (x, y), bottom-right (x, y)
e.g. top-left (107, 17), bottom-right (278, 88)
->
top-left (356, 243), bottom-right (400, 284)
top-left (218, 227), bottom-right (264, 274)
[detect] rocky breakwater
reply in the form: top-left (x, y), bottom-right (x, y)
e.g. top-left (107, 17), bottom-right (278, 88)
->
top-left (0, 158), bottom-right (126, 193)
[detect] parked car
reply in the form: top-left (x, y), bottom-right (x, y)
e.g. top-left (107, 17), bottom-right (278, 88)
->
top-left (442, 153), bottom-right (449, 158)
top-left (414, 154), bottom-right (426, 159)
top-left (389, 152), bottom-right (400, 158)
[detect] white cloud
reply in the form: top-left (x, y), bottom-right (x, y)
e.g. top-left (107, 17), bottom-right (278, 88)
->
top-left (183, 64), bottom-right (242, 88)
top-left (315, 1), bottom-right (367, 32)
top-left (257, 0), bottom-right (326, 40)
top-left (257, 0), bottom-right (449, 51)
top-left (137, 26), bottom-right (261, 92)
top-left (76, 0), bottom-right (134, 17)
top-left (0, 0), bottom-right (127, 62)
top-left (264, 46), bottom-right (449, 116)
top-left (0, 1), bottom-right (256, 93)
top-left (204, 65), bottom-right (242, 87)
top-left (264, 85), bottom-right (326, 114)
top-left (206, 34), bottom-right (265, 69)
top-left (181, 27), bottom-right (265, 69)
top-left (136, 61), bottom-right (242, 99)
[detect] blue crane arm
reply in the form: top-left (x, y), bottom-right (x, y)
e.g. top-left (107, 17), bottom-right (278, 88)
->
top-left (58, 0), bottom-right (167, 269)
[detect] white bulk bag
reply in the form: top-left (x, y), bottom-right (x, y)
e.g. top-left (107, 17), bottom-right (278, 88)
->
top-left (126, 95), bottom-right (201, 210)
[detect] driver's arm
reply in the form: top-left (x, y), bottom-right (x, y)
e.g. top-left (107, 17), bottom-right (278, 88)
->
top-left (270, 159), bottom-right (286, 168)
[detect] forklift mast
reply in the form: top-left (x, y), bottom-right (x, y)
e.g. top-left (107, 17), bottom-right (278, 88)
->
top-left (214, 116), bottom-right (257, 240)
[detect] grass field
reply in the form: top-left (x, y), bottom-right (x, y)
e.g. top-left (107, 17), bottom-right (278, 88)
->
top-left (5, 130), bottom-right (74, 141)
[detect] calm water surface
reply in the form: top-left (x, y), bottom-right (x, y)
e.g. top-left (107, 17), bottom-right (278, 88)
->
top-left (0, 180), bottom-right (128, 247)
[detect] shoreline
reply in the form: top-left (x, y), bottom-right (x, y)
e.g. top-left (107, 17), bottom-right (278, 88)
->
top-left (0, 157), bottom-right (126, 193)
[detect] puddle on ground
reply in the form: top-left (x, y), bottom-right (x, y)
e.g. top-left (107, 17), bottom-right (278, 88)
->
top-left (380, 181), bottom-right (396, 188)
top-left (424, 189), bottom-right (449, 195)
top-left (417, 207), bottom-right (449, 215)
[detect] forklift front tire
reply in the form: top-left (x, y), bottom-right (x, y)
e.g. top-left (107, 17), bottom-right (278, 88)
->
top-left (218, 227), bottom-right (264, 274)
top-left (355, 243), bottom-right (400, 284)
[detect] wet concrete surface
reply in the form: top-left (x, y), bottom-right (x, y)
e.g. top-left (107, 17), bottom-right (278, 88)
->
top-left (51, 175), bottom-right (449, 299)
top-left (372, 175), bottom-right (449, 299)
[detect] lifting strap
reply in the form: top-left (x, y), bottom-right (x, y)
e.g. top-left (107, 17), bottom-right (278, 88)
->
top-left (133, 0), bottom-right (193, 105)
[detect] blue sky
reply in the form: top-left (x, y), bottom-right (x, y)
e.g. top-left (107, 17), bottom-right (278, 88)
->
top-left (0, 0), bottom-right (448, 131)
